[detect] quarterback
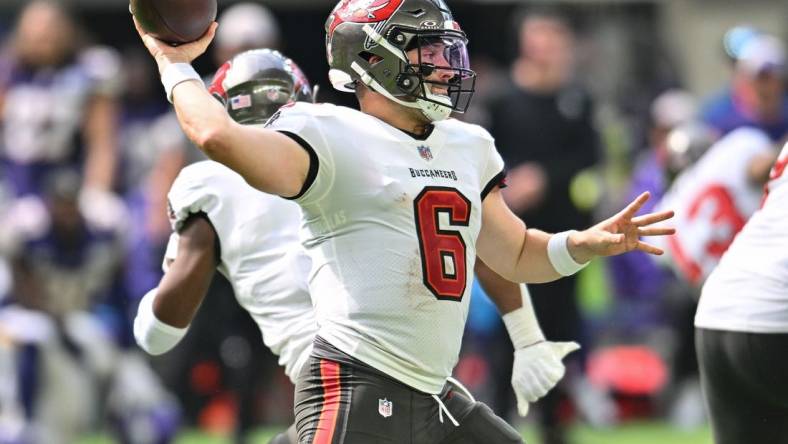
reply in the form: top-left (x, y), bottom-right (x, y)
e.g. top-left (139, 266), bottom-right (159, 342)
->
top-left (133, 0), bottom-right (673, 442)
top-left (133, 48), bottom-right (576, 443)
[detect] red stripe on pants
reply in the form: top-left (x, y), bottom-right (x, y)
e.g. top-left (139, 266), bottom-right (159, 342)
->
top-left (313, 359), bottom-right (341, 444)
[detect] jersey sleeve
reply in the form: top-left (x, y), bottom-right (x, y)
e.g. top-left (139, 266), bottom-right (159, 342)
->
top-left (481, 135), bottom-right (507, 200)
top-left (166, 163), bottom-right (236, 250)
top-left (265, 103), bottom-right (335, 206)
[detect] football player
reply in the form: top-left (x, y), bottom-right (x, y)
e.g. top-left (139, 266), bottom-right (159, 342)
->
top-left (654, 126), bottom-right (778, 286)
top-left (134, 49), bottom-right (317, 444)
top-left (132, 0), bottom-right (674, 442)
top-left (695, 140), bottom-right (788, 443)
top-left (135, 48), bottom-right (578, 443)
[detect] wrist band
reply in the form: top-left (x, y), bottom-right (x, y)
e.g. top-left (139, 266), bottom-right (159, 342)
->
top-left (161, 63), bottom-right (201, 103)
top-left (502, 284), bottom-right (545, 349)
top-left (547, 230), bottom-right (589, 276)
top-left (133, 287), bottom-right (189, 355)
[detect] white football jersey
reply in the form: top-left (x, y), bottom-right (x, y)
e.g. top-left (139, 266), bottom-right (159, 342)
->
top-left (268, 102), bottom-right (505, 394)
top-left (655, 127), bottom-right (773, 285)
top-left (166, 160), bottom-right (316, 381)
top-left (696, 141), bottom-right (788, 332)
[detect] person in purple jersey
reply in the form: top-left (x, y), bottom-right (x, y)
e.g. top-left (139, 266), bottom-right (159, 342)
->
top-left (0, 1), bottom-right (120, 198)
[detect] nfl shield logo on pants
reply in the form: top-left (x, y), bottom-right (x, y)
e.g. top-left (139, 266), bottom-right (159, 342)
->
top-left (378, 398), bottom-right (393, 418)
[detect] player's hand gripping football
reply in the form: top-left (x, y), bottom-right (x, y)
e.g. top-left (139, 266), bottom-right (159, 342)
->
top-left (568, 191), bottom-right (674, 264)
top-left (132, 16), bottom-right (217, 71)
top-left (511, 340), bottom-right (580, 417)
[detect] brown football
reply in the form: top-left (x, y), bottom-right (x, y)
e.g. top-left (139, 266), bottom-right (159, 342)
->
top-left (131, 0), bottom-right (217, 45)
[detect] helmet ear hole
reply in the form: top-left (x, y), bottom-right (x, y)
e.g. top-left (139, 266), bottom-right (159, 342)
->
top-left (396, 73), bottom-right (420, 95)
top-left (359, 51), bottom-right (384, 66)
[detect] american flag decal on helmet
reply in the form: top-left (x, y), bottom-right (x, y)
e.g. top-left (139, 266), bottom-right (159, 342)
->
top-left (230, 94), bottom-right (252, 110)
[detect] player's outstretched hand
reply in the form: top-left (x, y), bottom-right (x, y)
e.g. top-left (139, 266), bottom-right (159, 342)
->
top-left (132, 16), bottom-right (217, 70)
top-left (569, 191), bottom-right (675, 263)
top-left (511, 341), bottom-right (580, 417)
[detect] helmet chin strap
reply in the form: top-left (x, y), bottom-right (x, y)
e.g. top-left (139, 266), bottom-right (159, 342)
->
top-left (359, 25), bottom-right (453, 122)
top-left (351, 62), bottom-right (451, 122)
top-left (418, 92), bottom-right (453, 121)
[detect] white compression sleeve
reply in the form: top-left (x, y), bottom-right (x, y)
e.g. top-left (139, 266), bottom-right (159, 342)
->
top-left (133, 287), bottom-right (188, 355)
top-left (502, 284), bottom-right (546, 349)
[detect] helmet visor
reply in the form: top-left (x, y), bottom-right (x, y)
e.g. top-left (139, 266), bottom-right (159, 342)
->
top-left (403, 31), bottom-right (476, 113)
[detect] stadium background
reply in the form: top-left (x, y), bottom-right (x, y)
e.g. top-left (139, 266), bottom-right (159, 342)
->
top-left (0, 0), bottom-right (785, 443)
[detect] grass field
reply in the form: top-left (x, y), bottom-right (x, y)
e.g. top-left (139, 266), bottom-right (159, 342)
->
top-left (79, 421), bottom-right (712, 444)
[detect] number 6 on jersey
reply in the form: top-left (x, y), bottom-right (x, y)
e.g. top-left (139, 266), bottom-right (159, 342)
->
top-left (413, 187), bottom-right (471, 301)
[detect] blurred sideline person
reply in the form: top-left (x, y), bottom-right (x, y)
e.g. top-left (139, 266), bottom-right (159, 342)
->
top-left (0, 169), bottom-right (179, 444)
top-left (694, 140), bottom-right (788, 444)
top-left (132, 0), bottom-right (674, 441)
top-left (484, 9), bottom-right (603, 443)
top-left (136, 48), bottom-right (579, 444)
top-left (0, 1), bottom-right (120, 206)
top-left (702, 32), bottom-right (787, 143)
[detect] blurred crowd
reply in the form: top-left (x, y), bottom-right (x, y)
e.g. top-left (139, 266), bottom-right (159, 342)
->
top-left (0, 1), bottom-right (784, 444)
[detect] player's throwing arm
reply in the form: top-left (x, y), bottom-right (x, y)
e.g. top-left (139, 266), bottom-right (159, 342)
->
top-left (131, 16), bottom-right (311, 199)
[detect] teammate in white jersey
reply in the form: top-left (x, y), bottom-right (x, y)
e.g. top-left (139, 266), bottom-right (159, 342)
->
top-left (132, 1), bottom-right (673, 442)
top-left (695, 140), bottom-right (788, 444)
top-left (133, 49), bottom-right (317, 444)
top-left (655, 126), bottom-right (777, 286)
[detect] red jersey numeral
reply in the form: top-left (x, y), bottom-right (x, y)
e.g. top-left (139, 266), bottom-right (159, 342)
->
top-left (413, 187), bottom-right (471, 301)
top-left (668, 184), bottom-right (746, 285)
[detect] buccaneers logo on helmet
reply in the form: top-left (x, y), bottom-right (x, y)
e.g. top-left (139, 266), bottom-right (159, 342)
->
top-left (327, 0), bottom-right (404, 36)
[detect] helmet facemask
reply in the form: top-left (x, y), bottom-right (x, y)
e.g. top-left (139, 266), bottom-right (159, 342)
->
top-left (356, 24), bottom-right (476, 121)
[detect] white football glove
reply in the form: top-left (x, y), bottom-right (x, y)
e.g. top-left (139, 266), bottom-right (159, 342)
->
top-left (511, 340), bottom-right (580, 417)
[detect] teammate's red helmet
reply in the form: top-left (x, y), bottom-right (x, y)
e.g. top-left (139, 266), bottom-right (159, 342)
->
top-left (208, 49), bottom-right (314, 125)
top-left (325, 0), bottom-right (475, 121)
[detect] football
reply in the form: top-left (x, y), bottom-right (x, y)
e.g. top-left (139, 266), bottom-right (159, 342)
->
top-left (130, 0), bottom-right (217, 45)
